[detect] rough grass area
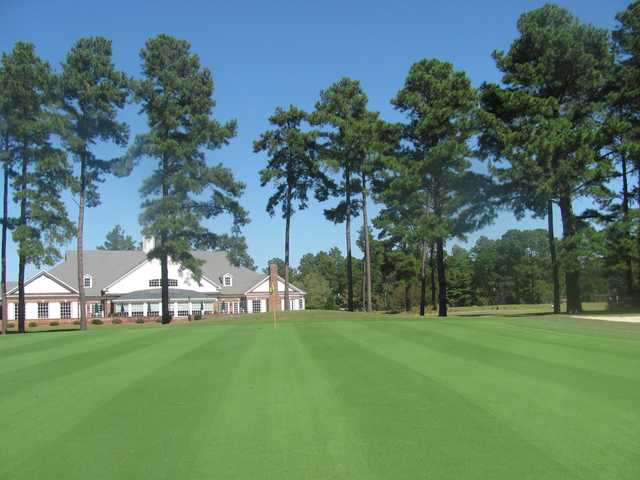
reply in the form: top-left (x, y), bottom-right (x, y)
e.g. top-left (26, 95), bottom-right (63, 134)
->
top-left (1, 311), bottom-right (638, 479)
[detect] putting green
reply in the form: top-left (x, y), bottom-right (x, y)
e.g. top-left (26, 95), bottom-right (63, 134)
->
top-left (1, 311), bottom-right (639, 479)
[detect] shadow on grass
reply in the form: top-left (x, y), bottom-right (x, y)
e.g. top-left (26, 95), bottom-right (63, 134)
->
top-left (4, 327), bottom-right (80, 335)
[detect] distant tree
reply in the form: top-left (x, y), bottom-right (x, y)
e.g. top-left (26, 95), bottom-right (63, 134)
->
top-left (446, 246), bottom-right (474, 307)
top-left (59, 37), bottom-right (131, 330)
top-left (131, 35), bottom-right (248, 323)
top-left (297, 248), bottom-right (346, 309)
top-left (392, 59), bottom-right (495, 317)
top-left (479, 5), bottom-right (615, 313)
top-left (1, 43), bottom-right (74, 333)
top-left (97, 225), bottom-right (138, 250)
top-left (255, 106), bottom-right (331, 310)
top-left (299, 271), bottom-right (332, 309)
top-left (311, 78), bottom-right (371, 312)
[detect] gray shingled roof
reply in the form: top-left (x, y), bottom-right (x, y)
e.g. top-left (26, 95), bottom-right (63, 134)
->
top-left (114, 288), bottom-right (216, 302)
top-left (46, 250), bottom-right (269, 296)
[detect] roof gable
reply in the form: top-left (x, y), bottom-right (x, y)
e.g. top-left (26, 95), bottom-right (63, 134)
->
top-left (8, 271), bottom-right (78, 295)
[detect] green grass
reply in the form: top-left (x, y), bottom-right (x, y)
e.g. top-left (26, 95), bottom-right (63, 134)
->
top-left (1, 311), bottom-right (639, 479)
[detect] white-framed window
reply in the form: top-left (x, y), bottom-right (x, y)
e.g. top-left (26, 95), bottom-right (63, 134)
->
top-left (91, 303), bottom-right (103, 317)
top-left (149, 279), bottom-right (178, 287)
top-left (147, 303), bottom-right (159, 316)
top-left (220, 302), bottom-right (227, 314)
top-left (203, 302), bottom-right (214, 314)
top-left (60, 302), bottom-right (71, 319)
top-left (233, 302), bottom-right (239, 314)
top-left (240, 299), bottom-right (247, 313)
top-left (13, 303), bottom-right (18, 319)
top-left (38, 302), bottom-right (49, 319)
top-left (117, 303), bottom-right (127, 316)
top-left (177, 303), bottom-right (189, 317)
top-left (298, 299), bottom-right (303, 310)
top-left (83, 275), bottom-right (92, 288)
top-left (252, 299), bottom-right (261, 313)
top-left (223, 274), bottom-right (232, 287)
top-left (131, 304), bottom-right (144, 317)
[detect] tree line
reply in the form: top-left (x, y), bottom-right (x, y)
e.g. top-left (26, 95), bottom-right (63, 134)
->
top-left (1, 3), bottom-right (639, 335)
top-left (257, 3), bottom-right (640, 316)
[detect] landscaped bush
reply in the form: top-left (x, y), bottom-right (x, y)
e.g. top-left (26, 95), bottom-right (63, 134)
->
top-left (135, 318), bottom-right (145, 324)
top-left (91, 318), bottom-right (103, 325)
top-left (112, 318), bottom-right (122, 325)
top-left (193, 313), bottom-right (203, 321)
top-left (72, 320), bottom-right (81, 325)
top-left (49, 321), bottom-right (59, 326)
top-left (28, 321), bottom-right (38, 328)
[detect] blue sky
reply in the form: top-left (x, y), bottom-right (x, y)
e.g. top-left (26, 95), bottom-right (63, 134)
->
top-left (0, 0), bottom-right (630, 279)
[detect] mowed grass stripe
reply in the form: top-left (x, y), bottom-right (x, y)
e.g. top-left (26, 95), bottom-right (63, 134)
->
top-left (336, 320), bottom-right (639, 480)
top-left (187, 322), bottom-right (373, 479)
top-left (0, 323), bottom-right (242, 480)
top-left (297, 321), bottom-right (573, 480)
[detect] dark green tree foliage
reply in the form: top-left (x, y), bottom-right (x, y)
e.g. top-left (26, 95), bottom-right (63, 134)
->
top-left (392, 59), bottom-right (495, 317)
top-left (608, 1), bottom-right (640, 294)
top-left (446, 246), bottom-right (474, 307)
top-left (97, 225), bottom-right (138, 250)
top-left (312, 78), bottom-right (373, 312)
top-left (132, 35), bottom-right (248, 323)
top-left (60, 37), bottom-right (130, 330)
top-left (297, 247), bottom-right (346, 309)
top-left (479, 5), bottom-right (615, 314)
top-left (255, 106), bottom-right (330, 310)
top-left (0, 43), bottom-right (74, 333)
top-left (262, 257), bottom-right (291, 278)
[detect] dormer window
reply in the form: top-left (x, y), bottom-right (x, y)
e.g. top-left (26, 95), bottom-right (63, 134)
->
top-left (223, 274), bottom-right (232, 287)
top-left (83, 275), bottom-right (93, 288)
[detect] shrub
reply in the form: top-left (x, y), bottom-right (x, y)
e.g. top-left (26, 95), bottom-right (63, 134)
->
top-left (28, 321), bottom-right (38, 328)
top-left (112, 318), bottom-right (122, 325)
top-left (135, 318), bottom-right (145, 324)
top-left (91, 318), bottom-right (103, 325)
top-left (193, 313), bottom-right (203, 321)
top-left (72, 320), bottom-right (81, 325)
top-left (49, 321), bottom-right (59, 326)
top-left (154, 318), bottom-right (161, 323)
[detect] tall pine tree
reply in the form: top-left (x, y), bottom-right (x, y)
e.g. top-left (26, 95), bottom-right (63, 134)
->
top-left (60, 36), bottom-right (130, 330)
top-left (1, 43), bottom-right (74, 333)
top-left (132, 35), bottom-right (248, 323)
top-left (255, 106), bottom-right (331, 310)
top-left (480, 5), bottom-right (615, 313)
top-left (391, 59), bottom-right (495, 317)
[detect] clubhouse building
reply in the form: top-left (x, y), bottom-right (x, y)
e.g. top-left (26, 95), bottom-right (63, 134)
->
top-left (5, 238), bottom-right (305, 323)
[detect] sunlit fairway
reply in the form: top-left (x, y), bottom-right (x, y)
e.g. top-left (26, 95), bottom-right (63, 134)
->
top-left (1, 311), bottom-right (639, 480)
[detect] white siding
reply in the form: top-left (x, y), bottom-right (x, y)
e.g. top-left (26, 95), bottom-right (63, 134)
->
top-left (105, 258), bottom-right (220, 294)
top-left (251, 277), bottom-right (301, 294)
top-left (50, 302), bottom-right (61, 319)
top-left (24, 274), bottom-right (74, 294)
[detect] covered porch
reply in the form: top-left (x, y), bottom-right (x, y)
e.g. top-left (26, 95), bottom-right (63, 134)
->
top-left (111, 288), bottom-right (217, 318)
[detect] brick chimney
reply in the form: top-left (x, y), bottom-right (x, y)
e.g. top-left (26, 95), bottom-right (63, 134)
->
top-left (269, 263), bottom-right (280, 312)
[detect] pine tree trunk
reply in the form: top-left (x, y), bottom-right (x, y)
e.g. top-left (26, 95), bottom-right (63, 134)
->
top-left (404, 281), bottom-right (411, 312)
top-left (361, 257), bottom-right (366, 311)
top-left (436, 237), bottom-right (447, 317)
top-left (77, 156), bottom-right (87, 330)
top-left (1, 162), bottom-right (8, 335)
top-left (559, 194), bottom-right (582, 314)
top-left (621, 155), bottom-right (633, 294)
top-left (430, 244), bottom-right (436, 310)
top-left (547, 200), bottom-right (560, 314)
top-left (160, 154), bottom-right (170, 324)
top-left (284, 183), bottom-right (291, 311)
top-left (345, 165), bottom-right (354, 312)
top-left (361, 172), bottom-right (372, 312)
top-left (419, 241), bottom-right (427, 316)
top-left (17, 155), bottom-right (27, 333)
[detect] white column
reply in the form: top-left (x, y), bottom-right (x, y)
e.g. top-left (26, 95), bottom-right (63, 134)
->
top-left (143, 303), bottom-right (148, 317)
top-left (127, 303), bottom-right (132, 317)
